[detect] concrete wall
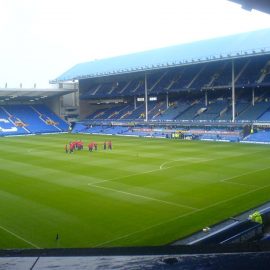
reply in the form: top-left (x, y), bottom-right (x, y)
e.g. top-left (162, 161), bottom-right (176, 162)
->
top-left (45, 97), bottom-right (61, 116)
top-left (79, 100), bottom-right (116, 120)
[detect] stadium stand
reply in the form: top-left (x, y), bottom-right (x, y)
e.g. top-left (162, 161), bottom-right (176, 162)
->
top-left (0, 105), bottom-right (69, 136)
top-left (243, 130), bottom-right (270, 143)
top-left (155, 101), bottom-right (190, 120)
top-left (1, 30), bottom-right (270, 141)
top-left (236, 102), bottom-right (270, 120)
top-left (62, 51), bottom-right (270, 142)
top-left (258, 110), bottom-right (270, 121)
top-left (0, 107), bottom-right (29, 136)
top-left (31, 104), bottom-right (69, 131)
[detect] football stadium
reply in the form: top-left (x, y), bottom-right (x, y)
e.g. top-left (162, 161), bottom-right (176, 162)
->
top-left (1, 1), bottom-right (270, 269)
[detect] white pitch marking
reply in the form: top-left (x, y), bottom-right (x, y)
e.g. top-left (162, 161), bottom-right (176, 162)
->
top-left (94, 183), bottom-right (267, 247)
top-left (88, 167), bottom-right (163, 186)
top-left (221, 180), bottom-right (259, 188)
top-left (89, 150), bottom-right (269, 187)
top-left (0, 224), bottom-right (40, 249)
top-left (89, 184), bottom-right (198, 210)
top-left (93, 209), bottom-right (199, 248)
top-left (220, 166), bottom-right (270, 188)
top-left (89, 157), bottom-right (215, 186)
top-left (159, 158), bottom-right (206, 170)
top-left (160, 160), bottom-right (179, 170)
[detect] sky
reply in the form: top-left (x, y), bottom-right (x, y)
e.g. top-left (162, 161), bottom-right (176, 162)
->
top-left (0, 0), bottom-right (270, 88)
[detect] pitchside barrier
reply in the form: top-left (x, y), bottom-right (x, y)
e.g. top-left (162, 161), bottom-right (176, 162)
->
top-left (189, 207), bottom-right (270, 245)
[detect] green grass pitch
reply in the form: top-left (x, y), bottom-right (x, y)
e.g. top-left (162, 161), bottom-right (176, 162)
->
top-left (0, 133), bottom-right (270, 249)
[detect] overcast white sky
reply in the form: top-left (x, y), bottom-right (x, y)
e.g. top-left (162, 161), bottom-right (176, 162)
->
top-left (0, 0), bottom-right (270, 88)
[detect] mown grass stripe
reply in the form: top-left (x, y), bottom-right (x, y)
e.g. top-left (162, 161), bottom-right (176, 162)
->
top-left (94, 183), bottom-right (268, 247)
top-left (0, 134), bottom-right (270, 248)
top-left (88, 184), bottom-right (199, 210)
top-left (0, 224), bottom-right (40, 249)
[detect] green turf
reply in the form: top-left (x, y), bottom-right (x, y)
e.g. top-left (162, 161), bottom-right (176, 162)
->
top-left (0, 134), bottom-right (270, 249)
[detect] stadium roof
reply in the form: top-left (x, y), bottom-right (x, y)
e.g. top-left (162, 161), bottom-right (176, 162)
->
top-left (0, 87), bottom-right (75, 102)
top-left (52, 28), bottom-right (270, 83)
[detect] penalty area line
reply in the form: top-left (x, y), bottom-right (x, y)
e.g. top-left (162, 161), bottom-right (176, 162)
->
top-left (88, 184), bottom-right (198, 211)
top-left (94, 183), bottom-right (270, 247)
top-left (0, 224), bottom-right (40, 249)
top-left (220, 166), bottom-right (270, 188)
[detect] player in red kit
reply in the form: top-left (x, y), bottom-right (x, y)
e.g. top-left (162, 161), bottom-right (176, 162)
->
top-left (108, 140), bottom-right (112, 150)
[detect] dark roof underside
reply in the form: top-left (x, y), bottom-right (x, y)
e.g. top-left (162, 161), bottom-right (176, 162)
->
top-left (0, 88), bottom-right (75, 102)
top-left (228, 0), bottom-right (270, 14)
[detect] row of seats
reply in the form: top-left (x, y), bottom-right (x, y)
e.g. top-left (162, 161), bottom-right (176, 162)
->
top-left (85, 99), bottom-right (270, 122)
top-left (73, 122), bottom-right (270, 143)
top-left (243, 131), bottom-right (270, 143)
top-left (0, 104), bottom-right (69, 136)
top-left (73, 124), bottom-right (168, 138)
top-left (80, 56), bottom-right (270, 99)
top-left (73, 123), bottom-right (242, 141)
top-left (200, 134), bottom-right (240, 142)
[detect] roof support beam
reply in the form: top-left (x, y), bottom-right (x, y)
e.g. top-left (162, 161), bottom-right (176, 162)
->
top-left (134, 95), bottom-right (137, 109)
top-left (166, 92), bottom-right (169, 109)
top-left (144, 73), bottom-right (148, 122)
top-left (232, 60), bottom-right (236, 122)
top-left (252, 88), bottom-right (255, 106)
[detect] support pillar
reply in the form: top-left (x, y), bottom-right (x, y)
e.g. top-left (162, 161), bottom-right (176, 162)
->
top-left (134, 96), bottom-right (137, 109)
top-left (232, 60), bottom-right (235, 122)
top-left (144, 73), bottom-right (148, 122)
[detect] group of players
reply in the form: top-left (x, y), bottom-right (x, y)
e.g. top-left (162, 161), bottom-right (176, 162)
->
top-left (65, 140), bottom-right (112, 153)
